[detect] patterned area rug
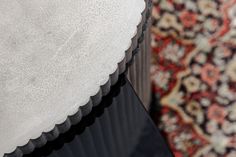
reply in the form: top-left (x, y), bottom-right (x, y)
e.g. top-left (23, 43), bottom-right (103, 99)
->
top-left (151, 0), bottom-right (236, 156)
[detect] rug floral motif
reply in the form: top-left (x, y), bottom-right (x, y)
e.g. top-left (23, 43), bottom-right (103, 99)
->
top-left (151, 0), bottom-right (236, 156)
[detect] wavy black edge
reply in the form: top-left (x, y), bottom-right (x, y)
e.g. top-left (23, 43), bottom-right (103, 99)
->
top-left (4, 1), bottom-right (152, 157)
top-left (24, 74), bottom-right (128, 157)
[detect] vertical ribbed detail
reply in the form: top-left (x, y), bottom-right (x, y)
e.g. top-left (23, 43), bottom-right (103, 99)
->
top-left (127, 11), bottom-right (152, 110)
top-left (24, 76), bottom-right (172, 157)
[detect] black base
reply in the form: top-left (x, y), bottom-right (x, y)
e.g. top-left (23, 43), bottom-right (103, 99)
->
top-left (24, 75), bottom-right (173, 157)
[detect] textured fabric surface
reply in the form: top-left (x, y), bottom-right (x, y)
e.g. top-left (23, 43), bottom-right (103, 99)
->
top-left (151, 0), bottom-right (236, 156)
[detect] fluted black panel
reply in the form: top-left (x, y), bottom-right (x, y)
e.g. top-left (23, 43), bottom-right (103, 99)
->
top-left (23, 75), bottom-right (173, 157)
top-left (127, 0), bottom-right (152, 109)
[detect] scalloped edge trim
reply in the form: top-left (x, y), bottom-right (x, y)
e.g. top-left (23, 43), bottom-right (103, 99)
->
top-left (4, 1), bottom-right (151, 156)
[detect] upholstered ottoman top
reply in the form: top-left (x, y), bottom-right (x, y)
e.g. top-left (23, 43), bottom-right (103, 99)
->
top-left (0, 0), bottom-right (145, 156)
